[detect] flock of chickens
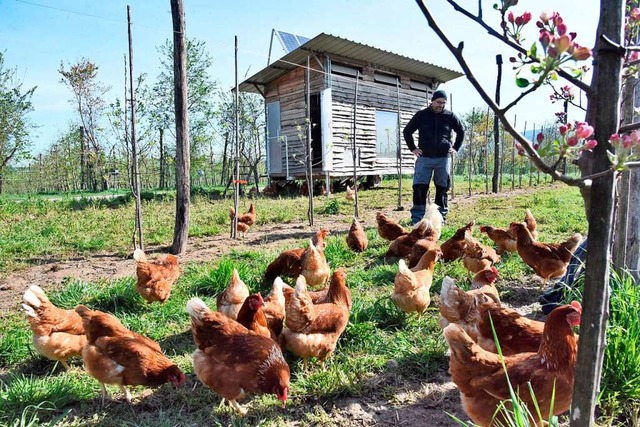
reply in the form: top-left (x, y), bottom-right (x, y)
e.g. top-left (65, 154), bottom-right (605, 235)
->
top-left (20, 200), bottom-right (585, 425)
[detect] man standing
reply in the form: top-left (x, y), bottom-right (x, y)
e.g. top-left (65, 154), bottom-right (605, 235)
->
top-left (403, 89), bottom-right (464, 224)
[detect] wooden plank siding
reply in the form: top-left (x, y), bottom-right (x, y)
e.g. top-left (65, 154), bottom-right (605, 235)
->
top-left (265, 53), bottom-right (439, 179)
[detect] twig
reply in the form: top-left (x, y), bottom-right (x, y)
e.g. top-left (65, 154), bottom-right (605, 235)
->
top-left (444, 0), bottom-right (592, 93)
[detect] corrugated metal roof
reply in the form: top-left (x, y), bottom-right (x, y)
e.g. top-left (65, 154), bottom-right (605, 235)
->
top-left (239, 33), bottom-right (463, 95)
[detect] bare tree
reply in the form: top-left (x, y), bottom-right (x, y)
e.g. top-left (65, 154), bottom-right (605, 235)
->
top-left (0, 51), bottom-right (36, 194)
top-left (59, 58), bottom-right (110, 191)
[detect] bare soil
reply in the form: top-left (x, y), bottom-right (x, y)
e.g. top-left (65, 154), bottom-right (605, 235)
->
top-left (0, 191), bottom-right (558, 426)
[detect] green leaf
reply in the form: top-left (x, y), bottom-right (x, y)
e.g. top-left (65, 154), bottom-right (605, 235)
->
top-left (529, 42), bottom-right (538, 58)
top-left (515, 77), bottom-right (530, 88)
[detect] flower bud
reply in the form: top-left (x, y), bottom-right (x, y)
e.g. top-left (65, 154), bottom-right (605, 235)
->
top-left (536, 132), bottom-right (544, 143)
top-left (508, 11), bottom-right (515, 23)
top-left (575, 124), bottom-right (594, 139)
top-left (583, 139), bottom-right (597, 150)
top-left (559, 125), bottom-right (569, 136)
top-left (567, 136), bottom-right (579, 147)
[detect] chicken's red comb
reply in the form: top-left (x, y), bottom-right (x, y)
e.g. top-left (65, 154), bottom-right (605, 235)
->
top-left (570, 300), bottom-right (582, 312)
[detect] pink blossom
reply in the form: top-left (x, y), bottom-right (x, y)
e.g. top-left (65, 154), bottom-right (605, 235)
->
top-left (536, 132), bottom-right (545, 143)
top-left (540, 11), bottom-right (551, 24)
top-left (623, 135), bottom-right (634, 149)
top-left (583, 139), bottom-right (598, 150)
top-left (559, 125), bottom-right (569, 136)
top-left (629, 51), bottom-right (640, 62)
top-left (553, 14), bottom-right (563, 27)
top-left (557, 23), bottom-right (568, 36)
top-left (539, 30), bottom-right (552, 49)
top-left (508, 11), bottom-right (515, 23)
top-left (572, 45), bottom-right (592, 60)
top-left (567, 136), bottom-right (579, 147)
top-left (554, 34), bottom-right (572, 55)
top-left (631, 7), bottom-right (640, 20)
top-left (630, 130), bottom-right (640, 143)
top-left (575, 124), bottom-right (594, 139)
top-left (609, 133), bottom-right (621, 147)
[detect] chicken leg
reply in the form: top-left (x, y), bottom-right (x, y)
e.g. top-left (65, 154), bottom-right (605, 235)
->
top-left (229, 399), bottom-right (248, 416)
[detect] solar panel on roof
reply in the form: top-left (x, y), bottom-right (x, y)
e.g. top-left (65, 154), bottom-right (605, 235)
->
top-left (275, 30), bottom-right (310, 53)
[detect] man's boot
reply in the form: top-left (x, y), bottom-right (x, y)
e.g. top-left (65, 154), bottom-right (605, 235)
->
top-left (411, 184), bottom-right (428, 225)
top-left (435, 185), bottom-right (449, 223)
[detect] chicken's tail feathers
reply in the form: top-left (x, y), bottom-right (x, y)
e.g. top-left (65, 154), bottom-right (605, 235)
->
top-left (186, 297), bottom-right (213, 321)
top-left (443, 323), bottom-right (474, 347)
top-left (22, 285), bottom-right (50, 308)
top-left (133, 248), bottom-right (147, 263)
top-left (74, 304), bottom-right (92, 319)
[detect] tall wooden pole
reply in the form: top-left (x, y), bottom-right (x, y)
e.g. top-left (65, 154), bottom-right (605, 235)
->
top-left (396, 78), bottom-right (403, 209)
top-left (511, 115), bottom-right (516, 190)
top-left (352, 71), bottom-right (360, 218)
top-left (305, 56), bottom-right (314, 225)
top-left (231, 36), bottom-right (240, 238)
top-left (170, 0), bottom-right (190, 254)
top-left (492, 54), bottom-right (502, 193)
top-left (484, 107), bottom-right (489, 193)
top-left (468, 108), bottom-right (474, 197)
top-left (127, 5), bottom-right (144, 250)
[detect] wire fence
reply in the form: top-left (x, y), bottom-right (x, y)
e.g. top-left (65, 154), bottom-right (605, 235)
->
top-left (1, 144), bottom-right (579, 197)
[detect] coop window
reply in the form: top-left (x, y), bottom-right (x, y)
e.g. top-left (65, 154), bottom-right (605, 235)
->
top-left (375, 110), bottom-right (399, 159)
top-left (373, 72), bottom-right (399, 86)
top-left (331, 63), bottom-right (361, 78)
top-left (410, 80), bottom-right (428, 92)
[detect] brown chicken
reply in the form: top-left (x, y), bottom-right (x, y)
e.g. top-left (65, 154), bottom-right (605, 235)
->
top-left (346, 217), bottom-right (368, 252)
top-left (217, 268), bottom-right (250, 320)
top-left (229, 203), bottom-right (256, 227)
top-left (187, 297), bottom-right (290, 415)
top-left (236, 293), bottom-right (272, 339)
top-left (444, 301), bottom-right (581, 426)
top-left (21, 285), bottom-right (86, 371)
top-left (282, 281), bottom-right (344, 311)
top-left (264, 228), bottom-right (330, 282)
top-left (133, 249), bottom-right (180, 304)
top-left (510, 222), bottom-right (582, 289)
top-left (376, 212), bottom-right (407, 241)
top-left (462, 235), bottom-right (501, 275)
top-left (392, 248), bottom-right (442, 315)
top-left (280, 270), bottom-right (351, 369)
top-left (345, 185), bottom-right (355, 201)
top-left (524, 208), bottom-right (539, 240)
top-left (474, 293), bottom-right (544, 355)
top-left (479, 225), bottom-right (517, 255)
top-left (441, 221), bottom-right (475, 262)
top-left (263, 277), bottom-right (286, 338)
top-left (438, 270), bottom-right (500, 337)
top-left (300, 239), bottom-right (331, 287)
top-left (385, 218), bottom-right (431, 259)
top-left (75, 305), bottom-right (185, 404)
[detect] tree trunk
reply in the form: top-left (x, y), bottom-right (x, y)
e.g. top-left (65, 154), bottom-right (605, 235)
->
top-left (170, 0), bottom-right (190, 255)
top-left (570, 1), bottom-right (624, 424)
top-left (80, 126), bottom-right (87, 190)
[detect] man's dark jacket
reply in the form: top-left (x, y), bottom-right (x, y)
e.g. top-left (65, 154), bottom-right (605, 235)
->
top-left (403, 108), bottom-right (465, 158)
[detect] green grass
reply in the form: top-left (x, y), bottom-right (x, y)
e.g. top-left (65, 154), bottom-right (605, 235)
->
top-left (3, 178), bottom-right (627, 426)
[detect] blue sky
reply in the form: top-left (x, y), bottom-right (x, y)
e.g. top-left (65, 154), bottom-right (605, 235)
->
top-left (0, 0), bottom-right (600, 156)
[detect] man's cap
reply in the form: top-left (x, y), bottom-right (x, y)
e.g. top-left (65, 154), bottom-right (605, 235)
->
top-left (431, 90), bottom-right (447, 101)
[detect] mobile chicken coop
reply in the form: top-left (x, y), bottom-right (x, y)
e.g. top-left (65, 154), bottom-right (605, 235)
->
top-left (238, 31), bottom-right (463, 189)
